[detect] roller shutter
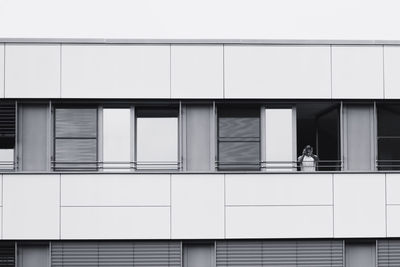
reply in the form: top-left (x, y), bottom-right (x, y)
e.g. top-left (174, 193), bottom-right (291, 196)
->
top-left (216, 240), bottom-right (344, 267)
top-left (0, 242), bottom-right (15, 267)
top-left (51, 241), bottom-right (181, 267)
top-left (377, 239), bottom-right (400, 267)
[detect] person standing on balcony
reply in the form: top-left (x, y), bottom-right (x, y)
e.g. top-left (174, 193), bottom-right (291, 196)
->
top-left (298, 145), bottom-right (319, 171)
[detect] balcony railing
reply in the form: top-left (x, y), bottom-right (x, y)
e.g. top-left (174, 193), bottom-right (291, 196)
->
top-left (51, 161), bottom-right (183, 171)
top-left (0, 160), bottom-right (17, 171)
top-left (216, 160), bottom-right (343, 171)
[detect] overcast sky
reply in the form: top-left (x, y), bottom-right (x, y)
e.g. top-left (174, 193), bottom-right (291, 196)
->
top-left (0, 0), bottom-right (399, 40)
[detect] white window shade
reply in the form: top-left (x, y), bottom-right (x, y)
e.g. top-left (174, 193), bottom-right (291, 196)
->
top-left (136, 117), bottom-right (178, 170)
top-left (103, 109), bottom-right (131, 171)
top-left (265, 108), bottom-right (294, 171)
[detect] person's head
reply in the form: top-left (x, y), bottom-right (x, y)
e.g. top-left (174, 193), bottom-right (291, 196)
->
top-left (305, 145), bottom-right (313, 156)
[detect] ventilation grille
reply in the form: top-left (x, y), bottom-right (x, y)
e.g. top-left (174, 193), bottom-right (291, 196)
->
top-left (51, 241), bottom-right (181, 267)
top-left (216, 240), bottom-right (344, 267)
top-left (377, 239), bottom-right (400, 267)
top-left (0, 243), bottom-right (15, 267)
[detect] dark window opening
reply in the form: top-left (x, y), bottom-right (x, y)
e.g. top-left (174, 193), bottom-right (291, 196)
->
top-left (217, 105), bottom-right (260, 171)
top-left (377, 104), bottom-right (400, 170)
top-left (297, 102), bottom-right (341, 171)
top-left (0, 102), bottom-right (16, 170)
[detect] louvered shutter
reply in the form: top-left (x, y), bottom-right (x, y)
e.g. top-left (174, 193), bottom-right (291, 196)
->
top-left (0, 242), bottom-right (15, 267)
top-left (54, 108), bottom-right (97, 170)
top-left (51, 241), bottom-right (181, 267)
top-left (0, 102), bottom-right (16, 148)
top-left (377, 239), bottom-right (400, 267)
top-left (218, 108), bottom-right (260, 170)
top-left (216, 240), bottom-right (344, 267)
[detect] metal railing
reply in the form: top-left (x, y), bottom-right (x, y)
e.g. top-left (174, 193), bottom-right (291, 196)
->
top-left (51, 161), bottom-right (182, 171)
top-left (0, 161), bottom-right (17, 171)
top-left (216, 160), bottom-right (343, 171)
top-left (376, 160), bottom-right (400, 170)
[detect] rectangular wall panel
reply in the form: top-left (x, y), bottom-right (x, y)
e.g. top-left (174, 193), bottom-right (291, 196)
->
top-left (265, 108), bottom-right (294, 171)
top-left (387, 206), bottom-right (400, 237)
top-left (386, 174), bottom-right (400, 204)
top-left (171, 45), bottom-right (223, 98)
top-left (332, 45), bottom-right (384, 99)
top-left (384, 45), bottom-right (400, 99)
top-left (224, 45), bottom-right (331, 98)
top-left (225, 174), bottom-right (332, 205)
top-left (0, 44), bottom-right (4, 98)
top-left (19, 105), bottom-right (49, 171)
top-left (226, 206), bottom-right (333, 238)
top-left (3, 175), bottom-right (60, 239)
top-left (61, 174), bottom-right (170, 206)
top-left (185, 105), bottom-right (213, 171)
top-left (61, 207), bottom-right (170, 239)
top-left (333, 174), bottom-right (386, 237)
top-left (171, 174), bottom-right (224, 239)
top-left (61, 44), bottom-right (170, 98)
top-left (5, 44), bottom-right (61, 98)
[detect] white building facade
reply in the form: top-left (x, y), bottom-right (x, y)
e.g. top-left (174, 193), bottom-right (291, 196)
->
top-left (0, 39), bottom-right (399, 266)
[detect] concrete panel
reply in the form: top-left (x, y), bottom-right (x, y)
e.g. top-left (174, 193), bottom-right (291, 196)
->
top-left (386, 174), bottom-right (400, 204)
top-left (3, 175), bottom-right (60, 239)
top-left (171, 45), bottom-right (223, 98)
top-left (226, 174), bottom-right (332, 206)
top-left (333, 174), bottom-right (386, 237)
top-left (61, 44), bottom-right (170, 98)
top-left (61, 207), bottom-right (170, 239)
top-left (226, 206), bottom-right (333, 238)
top-left (5, 44), bottom-right (60, 98)
top-left (0, 44), bottom-right (4, 98)
top-left (332, 45), bottom-right (384, 99)
top-left (224, 45), bottom-right (331, 98)
top-left (384, 45), bottom-right (400, 99)
top-left (171, 174), bottom-right (224, 239)
top-left (61, 174), bottom-right (170, 206)
top-left (387, 205), bottom-right (400, 237)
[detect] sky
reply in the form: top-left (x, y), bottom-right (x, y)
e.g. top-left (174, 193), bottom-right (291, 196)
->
top-left (0, 0), bottom-right (399, 40)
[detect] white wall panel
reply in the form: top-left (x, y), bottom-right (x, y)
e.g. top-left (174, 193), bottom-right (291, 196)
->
top-left (61, 44), bottom-right (170, 98)
top-left (383, 45), bottom-right (400, 99)
top-left (226, 206), bottom-right (333, 238)
top-left (5, 44), bottom-right (60, 98)
top-left (61, 174), bottom-right (170, 206)
top-left (333, 174), bottom-right (386, 237)
top-left (61, 207), bottom-right (170, 239)
top-left (226, 174), bottom-right (332, 206)
top-left (224, 45), bottom-right (331, 98)
top-left (387, 205), bottom-right (400, 237)
top-left (171, 174), bottom-right (224, 239)
top-left (386, 174), bottom-right (400, 204)
top-left (3, 175), bottom-right (60, 239)
top-left (171, 45), bottom-right (223, 98)
top-left (0, 44), bottom-right (4, 98)
top-left (332, 45), bottom-right (384, 99)
top-left (265, 108), bottom-right (294, 171)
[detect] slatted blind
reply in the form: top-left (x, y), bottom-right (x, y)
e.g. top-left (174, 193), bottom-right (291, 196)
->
top-left (377, 239), bottom-right (400, 266)
top-left (218, 107), bottom-right (260, 170)
top-left (0, 242), bottom-right (15, 267)
top-left (51, 241), bottom-right (182, 267)
top-left (54, 108), bottom-right (97, 170)
top-left (0, 102), bottom-right (16, 148)
top-left (216, 240), bottom-right (344, 267)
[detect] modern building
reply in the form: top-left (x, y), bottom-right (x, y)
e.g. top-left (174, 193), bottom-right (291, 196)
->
top-left (0, 39), bottom-right (399, 266)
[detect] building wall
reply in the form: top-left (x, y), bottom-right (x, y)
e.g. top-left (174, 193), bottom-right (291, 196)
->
top-left (1, 43), bottom-right (400, 99)
top-left (0, 172), bottom-right (395, 240)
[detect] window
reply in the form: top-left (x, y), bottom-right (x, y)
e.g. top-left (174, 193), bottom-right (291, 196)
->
top-left (297, 102), bottom-right (341, 171)
top-left (103, 108), bottom-right (131, 171)
top-left (217, 106), bottom-right (260, 170)
top-left (135, 107), bottom-right (179, 170)
top-left (54, 108), bottom-right (98, 170)
top-left (377, 104), bottom-right (400, 170)
top-left (0, 102), bottom-right (16, 170)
